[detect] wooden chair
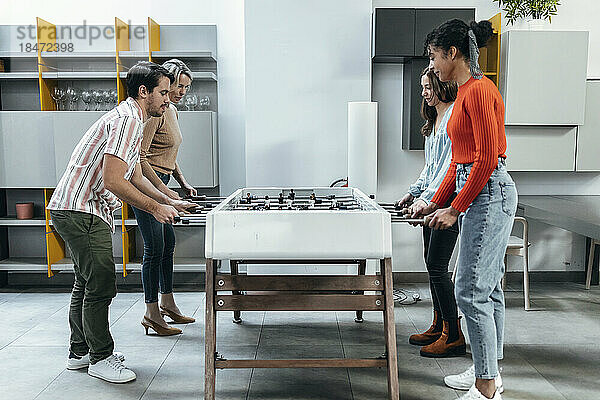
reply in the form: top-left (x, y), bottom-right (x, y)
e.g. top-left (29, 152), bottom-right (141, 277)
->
top-left (453, 216), bottom-right (531, 310)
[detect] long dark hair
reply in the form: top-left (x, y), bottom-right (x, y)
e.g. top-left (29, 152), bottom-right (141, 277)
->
top-left (420, 68), bottom-right (457, 137)
top-left (424, 19), bottom-right (493, 61)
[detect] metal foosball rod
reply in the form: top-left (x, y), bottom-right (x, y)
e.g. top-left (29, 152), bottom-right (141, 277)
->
top-left (391, 218), bottom-right (425, 224)
top-left (186, 195), bottom-right (227, 201)
top-left (174, 216), bottom-right (207, 225)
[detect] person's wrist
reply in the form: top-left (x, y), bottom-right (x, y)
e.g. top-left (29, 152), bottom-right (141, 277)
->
top-left (448, 206), bottom-right (461, 217)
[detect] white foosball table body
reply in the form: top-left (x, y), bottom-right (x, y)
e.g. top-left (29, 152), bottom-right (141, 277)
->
top-left (204, 187), bottom-right (392, 260)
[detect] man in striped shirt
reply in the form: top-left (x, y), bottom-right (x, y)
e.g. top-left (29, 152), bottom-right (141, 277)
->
top-left (47, 62), bottom-right (194, 384)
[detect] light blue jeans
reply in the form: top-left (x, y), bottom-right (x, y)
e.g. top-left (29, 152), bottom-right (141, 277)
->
top-left (454, 158), bottom-right (517, 379)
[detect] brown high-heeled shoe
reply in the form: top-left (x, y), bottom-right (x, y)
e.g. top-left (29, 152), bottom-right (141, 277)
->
top-left (141, 316), bottom-right (182, 336)
top-left (160, 306), bottom-right (195, 324)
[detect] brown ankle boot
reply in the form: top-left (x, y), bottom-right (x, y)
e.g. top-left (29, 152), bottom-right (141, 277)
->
top-left (409, 310), bottom-right (442, 346)
top-left (419, 318), bottom-right (466, 358)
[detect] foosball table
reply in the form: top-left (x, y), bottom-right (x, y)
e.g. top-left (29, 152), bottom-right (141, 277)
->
top-left (199, 187), bottom-right (400, 400)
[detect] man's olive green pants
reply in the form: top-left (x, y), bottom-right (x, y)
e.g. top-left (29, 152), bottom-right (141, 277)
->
top-left (50, 210), bottom-right (117, 364)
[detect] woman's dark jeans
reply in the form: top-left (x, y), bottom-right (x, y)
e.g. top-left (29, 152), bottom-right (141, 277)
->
top-left (132, 171), bottom-right (176, 303)
top-left (422, 193), bottom-right (459, 322)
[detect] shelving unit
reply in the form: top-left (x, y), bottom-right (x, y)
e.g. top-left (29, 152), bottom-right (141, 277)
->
top-left (478, 13), bottom-right (501, 87)
top-left (0, 217), bottom-right (46, 226)
top-left (0, 17), bottom-right (219, 282)
top-left (0, 72), bottom-right (39, 79)
top-left (41, 71), bottom-right (117, 79)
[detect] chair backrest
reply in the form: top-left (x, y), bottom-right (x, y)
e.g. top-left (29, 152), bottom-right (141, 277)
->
top-left (506, 216), bottom-right (528, 256)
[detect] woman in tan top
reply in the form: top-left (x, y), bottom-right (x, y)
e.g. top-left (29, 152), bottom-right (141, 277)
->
top-left (132, 59), bottom-right (196, 336)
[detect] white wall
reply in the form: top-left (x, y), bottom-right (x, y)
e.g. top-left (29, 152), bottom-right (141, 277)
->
top-left (244, 0), bottom-right (372, 187)
top-left (0, 1), bottom-right (215, 25)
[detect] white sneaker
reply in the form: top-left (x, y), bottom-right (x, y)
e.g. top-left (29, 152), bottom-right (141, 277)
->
top-left (67, 351), bottom-right (125, 370)
top-left (444, 365), bottom-right (504, 393)
top-left (458, 384), bottom-right (502, 400)
top-left (87, 354), bottom-right (136, 383)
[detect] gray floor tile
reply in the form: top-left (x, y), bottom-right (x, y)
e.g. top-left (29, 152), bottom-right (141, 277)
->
top-left (259, 323), bottom-right (340, 347)
top-left (142, 343), bottom-right (254, 400)
top-left (248, 345), bottom-right (350, 399)
top-left (511, 344), bottom-right (600, 400)
top-left (0, 346), bottom-right (68, 399)
top-left (263, 311), bottom-right (338, 324)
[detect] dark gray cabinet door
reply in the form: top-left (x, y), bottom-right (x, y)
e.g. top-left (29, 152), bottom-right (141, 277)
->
top-left (374, 8), bottom-right (416, 59)
top-left (415, 9), bottom-right (475, 56)
top-left (402, 58), bottom-right (430, 150)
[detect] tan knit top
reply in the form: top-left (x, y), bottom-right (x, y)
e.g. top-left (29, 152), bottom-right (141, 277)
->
top-left (140, 103), bottom-right (182, 175)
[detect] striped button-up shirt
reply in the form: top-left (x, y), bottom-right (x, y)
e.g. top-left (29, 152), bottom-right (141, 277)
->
top-left (47, 97), bottom-right (144, 232)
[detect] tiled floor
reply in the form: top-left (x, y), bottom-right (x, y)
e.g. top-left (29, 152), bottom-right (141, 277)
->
top-left (1, 282), bottom-right (599, 399)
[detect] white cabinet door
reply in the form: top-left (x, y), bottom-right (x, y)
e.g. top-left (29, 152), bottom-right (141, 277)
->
top-left (500, 31), bottom-right (588, 126)
top-left (576, 81), bottom-right (600, 171)
top-left (0, 112), bottom-right (57, 187)
top-left (174, 111), bottom-right (218, 188)
top-left (505, 126), bottom-right (576, 171)
top-left (53, 111), bottom-right (105, 179)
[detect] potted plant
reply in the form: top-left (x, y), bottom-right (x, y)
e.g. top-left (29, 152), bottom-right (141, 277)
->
top-left (493, 0), bottom-right (561, 28)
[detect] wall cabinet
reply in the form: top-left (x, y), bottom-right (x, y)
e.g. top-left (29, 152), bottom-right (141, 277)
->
top-left (373, 8), bottom-right (415, 61)
top-left (499, 31), bottom-right (590, 172)
top-left (500, 31), bottom-right (588, 126)
top-left (505, 126), bottom-right (577, 171)
top-left (575, 80), bottom-right (600, 172)
top-left (402, 58), bottom-right (429, 150)
top-left (380, 10), bottom-right (499, 150)
top-left (373, 8), bottom-right (475, 62)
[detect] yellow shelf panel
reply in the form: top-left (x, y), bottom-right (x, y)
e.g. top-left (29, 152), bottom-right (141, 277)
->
top-left (36, 18), bottom-right (57, 111)
top-left (148, 17), bottom-right (160, 61)
top-left (115, 17), bottom-right (130, 103)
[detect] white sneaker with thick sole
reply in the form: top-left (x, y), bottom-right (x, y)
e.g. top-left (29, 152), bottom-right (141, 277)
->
top-left (87, 354), bottom-right (136, 383)
top-left (67, 351), bottom-right (125, 370)
top-left (444, 365), bottom-right (504, 393)
top-left (458, 384), bottom-right (502, 400)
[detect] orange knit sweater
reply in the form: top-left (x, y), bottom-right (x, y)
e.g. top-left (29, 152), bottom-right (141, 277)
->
top-left (431, 76), bottom-right (507, 212)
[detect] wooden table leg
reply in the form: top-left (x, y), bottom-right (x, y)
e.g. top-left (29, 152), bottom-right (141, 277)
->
top-left (230, 260), bottom-right (243, 323)
top-left (381, 258), bottom-right (399, 400)
top-left (355, 259), bottom-right (366, 323)
top-left (205, 258), bottom-right (216, 400)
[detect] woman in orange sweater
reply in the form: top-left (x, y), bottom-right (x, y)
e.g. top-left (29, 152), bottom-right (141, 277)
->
top-left (417, 19), bottom-right (518, 400)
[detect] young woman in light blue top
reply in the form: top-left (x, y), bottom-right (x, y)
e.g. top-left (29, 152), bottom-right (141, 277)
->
top-left (396, 68), bottom-right (464, 358)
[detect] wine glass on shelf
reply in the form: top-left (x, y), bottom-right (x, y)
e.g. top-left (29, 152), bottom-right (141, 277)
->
top-left (102, 90), bottom-right (112, 110)
top-left (185, 94), bottom-right (198, 111)
top-left (175, 96), bottom-right (186, 111)
top-left (109, 89), bottom-right (118, 107)
top-left (81, 90), bottom-right (92, 111)
top-left (92, 90), bottom-right (103, 111)
top-left (66, 87), bottom-right (79, 111)
top-left (199, 95), bottom-right (210, 111)
top-left (51, 87), bottom-right (65, 111)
